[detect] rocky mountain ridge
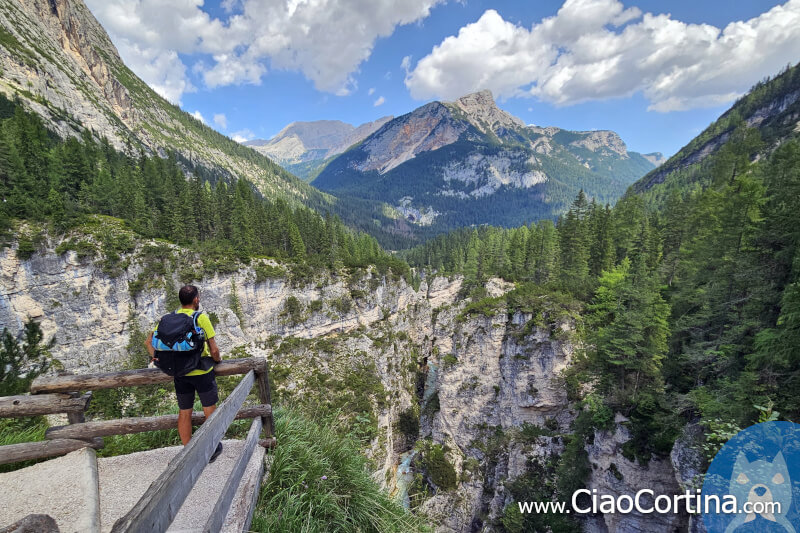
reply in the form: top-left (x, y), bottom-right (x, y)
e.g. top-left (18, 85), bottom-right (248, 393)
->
top-left (313, 90), bottom-right (657, 234)
top-left (0, 232), bottom-right (702, 532)
top-left (632, 63), bottom-right (800, 196)
top-left (245, 117), bottom-right (393, 180)
top-left (0, 0), bottom-right (315, 202)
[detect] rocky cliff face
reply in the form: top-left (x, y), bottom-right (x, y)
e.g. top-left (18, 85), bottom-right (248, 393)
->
top-left (0, 234), bottom-right (697, 532)
top-left (0, 0), bottom-right (313, 201)
top-left (353, 102), bottom-right (472, 174)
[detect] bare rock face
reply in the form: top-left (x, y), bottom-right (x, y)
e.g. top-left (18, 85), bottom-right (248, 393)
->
top-left (585, 421), bottom-right (689, 532)
top-left (356, 102), bottom-right (469, 174)
top-left (0, 0), bottom-right (133, 145)
top-left (570, 130), bottom-right (629, 158)
top-left (441, 151), bottom-right (547, 198)
top-left (453, 90), bottom-right (526, 135)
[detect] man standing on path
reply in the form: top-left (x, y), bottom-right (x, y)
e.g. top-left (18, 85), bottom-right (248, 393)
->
top-left (146, 285), bottom-right (224, 462)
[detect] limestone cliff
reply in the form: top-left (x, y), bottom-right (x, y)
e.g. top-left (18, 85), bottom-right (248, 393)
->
top-left (0, 233), bottom-right (697, 532)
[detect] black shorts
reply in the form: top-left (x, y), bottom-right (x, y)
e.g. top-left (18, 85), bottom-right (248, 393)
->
top-left (174, 369), bottom-right (219, 410)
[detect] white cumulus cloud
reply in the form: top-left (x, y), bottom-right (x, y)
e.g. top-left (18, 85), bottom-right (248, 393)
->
top-left (191, 110), bottom-right (206, 123)
top-left (405, 0), bottom-right (800, 111)
top-left (213, 113), bottom-right (228, 129)
top-left (368, 87), bottom-right (376, 96)
top-left (86, 0), bottom-right (445, 102)
top-left (374, 96), bottom-right (386, 106)
top-left (232, 129), bottom-right (255, 143)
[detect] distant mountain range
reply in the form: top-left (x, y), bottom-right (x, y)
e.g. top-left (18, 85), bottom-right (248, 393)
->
top-left (245, 118), bottom-right (392, 181)
top-left (0, 0), bottom-right (669, 247)
top-left (311, 90), bottom-right (659, 233)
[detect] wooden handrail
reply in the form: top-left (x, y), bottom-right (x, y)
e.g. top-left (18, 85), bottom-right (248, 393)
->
top-left (111, 370), bottom-right (256, 533)
top-left (203, 416), bottom-right (263, 533)
top-left (0, 438), bottom-right (103, 465)
top-left (0, 392), bottom-right (91, 417)
top-left (45, 405), bottom-right (271, 440)
top-left (30, 358), bottom-right (266, 394)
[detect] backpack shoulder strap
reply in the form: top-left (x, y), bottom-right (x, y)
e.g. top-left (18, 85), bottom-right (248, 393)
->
top-left (192, 311), bottom-right (201, 329)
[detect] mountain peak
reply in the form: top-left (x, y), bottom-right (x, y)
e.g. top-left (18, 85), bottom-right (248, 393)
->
top-left (450, 89), bottom-right (525, 134)
top-left (454, 89), bottom-right (495, 109)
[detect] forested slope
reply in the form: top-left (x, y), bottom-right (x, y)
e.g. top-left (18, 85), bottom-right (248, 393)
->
top-left (631, 62), bottom-right (800, 207)
top-left (406, 128), bottom-right (800, 467)
top-left (0, 93), bottom-right (408, 278)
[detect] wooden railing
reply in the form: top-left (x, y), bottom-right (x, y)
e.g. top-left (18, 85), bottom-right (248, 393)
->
top-left (0, 357), bottom-right (275, 533)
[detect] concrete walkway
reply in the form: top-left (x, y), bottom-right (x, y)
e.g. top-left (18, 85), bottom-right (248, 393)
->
top-left (0, 447), bottom-right (100, 533)
top-left (0, 440), bottom-right (266, 533)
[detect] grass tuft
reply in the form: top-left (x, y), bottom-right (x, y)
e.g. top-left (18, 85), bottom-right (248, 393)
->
top-left (253, 406), bottom-right (430, 533)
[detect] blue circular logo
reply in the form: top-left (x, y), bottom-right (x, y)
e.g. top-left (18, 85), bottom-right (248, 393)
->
top-left (703, 421), bottom-right (800, 532)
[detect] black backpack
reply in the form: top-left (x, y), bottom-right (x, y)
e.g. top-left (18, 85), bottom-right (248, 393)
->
top-left (151, 311), bottom-right (206, 377)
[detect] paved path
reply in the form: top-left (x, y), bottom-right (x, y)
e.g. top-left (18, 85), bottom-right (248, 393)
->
top-left (0, 440), bottom-right (266, 533)
top-left (0, 447), bottom-right (99, 532)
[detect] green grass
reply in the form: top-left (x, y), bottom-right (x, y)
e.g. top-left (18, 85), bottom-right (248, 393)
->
top-left (0, 417), bottom-right (48, 473)
top-left (253, 407), bottom-right (429, 533)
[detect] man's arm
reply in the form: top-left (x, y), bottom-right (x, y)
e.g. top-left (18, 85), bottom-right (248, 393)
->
top-left (145, 332), bottom-right (155, 358)
top-left (207, 337), bottom-right (221, 363)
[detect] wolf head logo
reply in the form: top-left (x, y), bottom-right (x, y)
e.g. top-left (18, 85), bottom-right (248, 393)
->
top-left (724, 451), bottom-right (795, 533)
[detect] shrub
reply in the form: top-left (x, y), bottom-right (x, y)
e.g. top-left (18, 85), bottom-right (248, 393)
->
top-left (397, 407), bottom-right (420, 441)
top-left (0, 321), bottom-right (55, 396)
top-left (415, 441), bottom-right (457, 491)
top-left (255, 263), bottom-right (285, 283)
top-left (15, 235), bottom-right (37, 259)
top-left (281, 296), bottom-right (304, 325)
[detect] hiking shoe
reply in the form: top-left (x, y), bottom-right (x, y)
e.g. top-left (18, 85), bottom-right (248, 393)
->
top-left (209, 442), bottom-right (223, 463)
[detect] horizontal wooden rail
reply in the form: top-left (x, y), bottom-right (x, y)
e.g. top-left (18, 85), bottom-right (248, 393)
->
top-left (204, 416), bottom-right (262, 533)
top-left (30, 358), bottom-right (266, 394)
top-left (0, 392), bottom-right (91, 417)
top-left (45, 405), bottom-right (270, 440)
top-left (111, 370), bottom-right (255, 533)
top-left (0, 437), bottom-right (103, 465)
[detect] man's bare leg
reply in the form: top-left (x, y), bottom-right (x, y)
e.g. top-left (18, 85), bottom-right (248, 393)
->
top-left (203, 404), bottom-right (216, 418)
top-left (178, 408), bottom-right (193, 445)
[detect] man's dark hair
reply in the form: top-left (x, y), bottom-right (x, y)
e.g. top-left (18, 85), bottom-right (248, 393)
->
top-left (179, 285), bottom-right (199, 306)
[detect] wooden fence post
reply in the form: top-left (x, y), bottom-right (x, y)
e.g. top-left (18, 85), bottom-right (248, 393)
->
top-left (255, 364), bottom-right (275, 440)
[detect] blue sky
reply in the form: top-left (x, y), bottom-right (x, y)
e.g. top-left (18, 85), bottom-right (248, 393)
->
top-left (85, 0), bottom-right (800, 157)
